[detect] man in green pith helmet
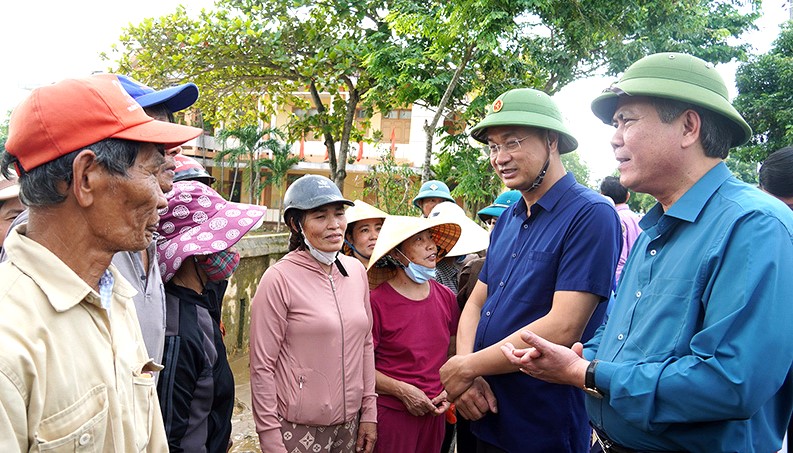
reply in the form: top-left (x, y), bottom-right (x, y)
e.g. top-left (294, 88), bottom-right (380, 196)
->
top-left (501, 52), bottom-right (793, 453)
top-left (440, 87), bottom-right (621, 453)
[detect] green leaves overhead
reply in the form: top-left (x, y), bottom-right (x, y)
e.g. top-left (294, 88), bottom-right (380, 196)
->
top-left (110, 0), bottom-right (760, 189)
top-left (734, 22), bottom-right (793, 164)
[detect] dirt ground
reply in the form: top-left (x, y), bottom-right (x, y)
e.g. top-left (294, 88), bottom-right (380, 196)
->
top-left (229, 354), bottom-right (262, 453)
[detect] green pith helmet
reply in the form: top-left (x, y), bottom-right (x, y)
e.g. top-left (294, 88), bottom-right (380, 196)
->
top-left (591, 52), bottom-right (752, 147)
top-left (469, 88), bottom-right (578, 154)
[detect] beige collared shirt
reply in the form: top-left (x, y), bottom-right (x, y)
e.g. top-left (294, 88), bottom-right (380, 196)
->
top-left (0, 226), bottom-right (167, 452)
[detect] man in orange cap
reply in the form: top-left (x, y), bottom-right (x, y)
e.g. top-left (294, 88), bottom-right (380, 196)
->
top-left (0, 74), bottom-right (202, 451)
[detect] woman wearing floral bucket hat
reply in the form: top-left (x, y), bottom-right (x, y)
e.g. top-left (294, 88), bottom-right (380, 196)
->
top-left (250, 174), bottom-right (378, 453)
top-left (156, 180), bottom-right (265, 452)
top-left (365, 215), bottom-right (461, 453)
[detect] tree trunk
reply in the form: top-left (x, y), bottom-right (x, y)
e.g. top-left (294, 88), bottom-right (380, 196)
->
top-left (422, 42), bottom-right (476, 182)
top-left (248, 151), bottom-right (255, 204)
top-left (308, 79), bottom-right (339, 183)
top-left (334, 76), bottom-right (361, 193)
top-left (230, 160), bottom-right (239, 201)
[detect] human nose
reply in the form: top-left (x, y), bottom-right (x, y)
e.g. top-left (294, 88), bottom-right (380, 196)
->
top-left (610, 126), bottom-right (623, 152)
top-left (155, 185), bottom-right (167, 211)
top-left (427, 239), bottom-right (438, 251)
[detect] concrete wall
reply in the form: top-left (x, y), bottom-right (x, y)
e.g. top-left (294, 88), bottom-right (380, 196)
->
top-left (220, 232), bottom-right (290, 357)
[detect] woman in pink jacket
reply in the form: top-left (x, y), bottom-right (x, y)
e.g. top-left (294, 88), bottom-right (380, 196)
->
top-left (250, 175), bottom-right (377, 453)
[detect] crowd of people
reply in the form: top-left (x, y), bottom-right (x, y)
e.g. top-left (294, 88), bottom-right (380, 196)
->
top-left (0, 50), bottom-right (792, 453)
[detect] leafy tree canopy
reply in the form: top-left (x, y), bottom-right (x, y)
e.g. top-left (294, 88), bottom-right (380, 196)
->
top-left (734, 21), bottom-right (793, 164)
top-left (109, 0), bottom-right (760, 189)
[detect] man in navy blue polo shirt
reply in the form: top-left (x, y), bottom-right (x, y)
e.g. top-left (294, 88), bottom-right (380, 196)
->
top-left (440, 88), bottom-right (621, 452)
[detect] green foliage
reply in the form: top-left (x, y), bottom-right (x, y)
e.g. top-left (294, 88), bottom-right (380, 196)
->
top-left (725, 155), bottom-right (758, 185)
top-left (111, 0), bottom-right (760, 189)
top-left (368, 0), bottom-right (759, 178)
top-left (734, 21), bottom-right (793, 164)
top-left (433, 132), bottom-right (502, 216)
top-left (110, 0), bottom-right (388, 190)
top-left (561, 152), bottom-right (592, 189)
top-left (216, 125), bottom-right (269, 204)
top-left (363, 151), bottom-right (420, 216)
top-left (628, 192), bottom-right (657, 214)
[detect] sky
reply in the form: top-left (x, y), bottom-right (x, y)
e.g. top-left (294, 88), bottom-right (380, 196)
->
top-left (1, 0), bottom-right (789, 183)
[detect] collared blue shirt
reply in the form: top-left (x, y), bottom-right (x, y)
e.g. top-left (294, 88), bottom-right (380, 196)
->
top-left (473, 172), bottom-right (621, 452)
top-left (585, 162), bottom-right (793, 452)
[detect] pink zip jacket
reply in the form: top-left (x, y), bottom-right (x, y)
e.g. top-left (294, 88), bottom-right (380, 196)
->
top-left (250, 250), bottom-right (377, 450)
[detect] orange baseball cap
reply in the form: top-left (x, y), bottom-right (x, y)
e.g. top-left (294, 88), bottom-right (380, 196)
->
top-left (4, 73), bottom-right (203, 173)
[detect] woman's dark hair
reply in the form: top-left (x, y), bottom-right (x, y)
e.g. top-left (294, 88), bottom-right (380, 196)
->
top-left (284, 209), bottom-right (306, 252)
top-left (759, 147), bottom-right (793, 198)
top-left (1, 138), bottom-right (139, 206)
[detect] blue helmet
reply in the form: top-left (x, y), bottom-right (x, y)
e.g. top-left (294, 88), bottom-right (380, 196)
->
top-left (412, 180), bottom-right (455, 209)
top-left (477, 190), bottom-right (521, 222)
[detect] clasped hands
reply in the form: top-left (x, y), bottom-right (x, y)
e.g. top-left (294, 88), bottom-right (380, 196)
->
top-left (440, 330), bottom-right (590, 421)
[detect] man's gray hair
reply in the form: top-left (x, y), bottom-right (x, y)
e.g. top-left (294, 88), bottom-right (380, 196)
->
top-left (650, 98), bottom-right (733, 159)
top-left (0, 138), bottom-right (140, 206)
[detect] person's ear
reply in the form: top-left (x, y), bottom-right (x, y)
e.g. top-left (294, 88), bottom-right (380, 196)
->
top-left (681, 110), bottom-right (702, 149)
top-left (625, 192), bottom-right (631, 202)
top-left (71, 149), bottom-right (102, 208)
top-left (546, 132), bottom-right (559, 153)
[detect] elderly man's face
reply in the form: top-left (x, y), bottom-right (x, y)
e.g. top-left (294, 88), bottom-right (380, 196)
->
top-left (98, 143), bottom-right (167, 252)
top-left (0, 196), bottom-right (25, 247)
top-left (145, 108), bottom-right (180, 193)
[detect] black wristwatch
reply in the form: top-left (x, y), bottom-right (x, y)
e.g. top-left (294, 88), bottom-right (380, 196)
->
top-left (583, 359), bottom-right (604, 399)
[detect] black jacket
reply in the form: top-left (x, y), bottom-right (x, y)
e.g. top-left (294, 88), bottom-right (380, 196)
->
top-left (158, 282), bottom-right (234, 453)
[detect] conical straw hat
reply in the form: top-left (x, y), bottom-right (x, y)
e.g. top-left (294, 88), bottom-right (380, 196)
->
top-left (366, 215), bottom-right (461, 289)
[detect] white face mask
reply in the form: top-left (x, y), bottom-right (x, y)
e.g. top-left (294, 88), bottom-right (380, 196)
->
top-left (301, 229), bottom-right (338, 265)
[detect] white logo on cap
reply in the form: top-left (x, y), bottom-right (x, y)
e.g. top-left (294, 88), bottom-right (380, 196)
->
top-left (430, 183), bottom-right (438, 191)
top-left (111, 78), bottom-right (142, 113)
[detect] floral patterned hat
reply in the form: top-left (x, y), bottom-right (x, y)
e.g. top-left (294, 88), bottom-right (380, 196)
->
top-left (156, 181), bottom-right (266, 282)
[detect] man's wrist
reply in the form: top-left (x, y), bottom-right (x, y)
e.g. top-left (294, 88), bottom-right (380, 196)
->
top-left (583, 359), bottom-right (603, 399)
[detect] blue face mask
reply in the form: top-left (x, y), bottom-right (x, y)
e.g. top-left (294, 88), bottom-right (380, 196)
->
top-left (404, 262), bottom-right (437, 284)
top-left (396, 249), bottom-right (436, 284)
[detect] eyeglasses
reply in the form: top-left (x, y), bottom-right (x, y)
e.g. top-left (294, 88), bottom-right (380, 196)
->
top-left (487, 136), bottom-right (533, 156)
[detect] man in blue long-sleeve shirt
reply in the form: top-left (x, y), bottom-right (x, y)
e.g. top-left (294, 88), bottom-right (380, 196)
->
top-left (501, 52), bottom-right (793, 452)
